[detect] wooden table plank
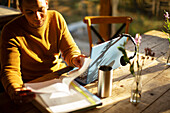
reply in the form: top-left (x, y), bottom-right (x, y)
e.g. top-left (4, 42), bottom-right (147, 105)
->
top-left (0, 5), bottom-right (20, 16)
top-left (0, 30), bottom-right (169, 113)
top-left (79, 30), bottom-right (170, 113)
top-left (0, 5), bottom-right (21, 29)
top-left (142, 89), bottom-right (170, 113)
top-left (80, 63), bottom-right (170, 113)
top-left (126, 30), bottom-right (169, 57)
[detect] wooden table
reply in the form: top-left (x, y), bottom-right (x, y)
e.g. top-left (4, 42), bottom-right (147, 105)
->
top-left (0, 30), bottom-right (170, 113)
top-left (0, 5), bottom-right (21, 29)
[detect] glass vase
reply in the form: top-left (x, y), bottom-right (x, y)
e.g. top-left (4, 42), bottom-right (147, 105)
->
top-left (130, 74), bottom-right (142, 105)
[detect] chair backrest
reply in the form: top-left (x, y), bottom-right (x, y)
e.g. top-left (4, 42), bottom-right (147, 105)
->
top-left (83, 16), bottom-right (133, 52)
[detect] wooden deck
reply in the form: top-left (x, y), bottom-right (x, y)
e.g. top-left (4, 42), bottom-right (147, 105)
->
top-left (0, 30), bottom-right (169, 113)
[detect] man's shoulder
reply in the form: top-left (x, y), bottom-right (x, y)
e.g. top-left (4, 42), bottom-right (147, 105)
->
top-left (3, 15), bottom-right (24, 30)
top-left (47, 10), bottom-right (63, 19)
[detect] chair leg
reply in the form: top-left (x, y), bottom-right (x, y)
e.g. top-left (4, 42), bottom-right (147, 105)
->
top-left (8, 0), bottom-right (10, 7)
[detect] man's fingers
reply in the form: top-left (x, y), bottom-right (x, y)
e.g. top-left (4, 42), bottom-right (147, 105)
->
top-left (15, 89), bottom-right (32, 96)
top-left (13, 94), bottom-right (35, 104)
top-left (72, 54), bottom-right (87, 68)
top-left (22, 94), bottom-right (36, 103)
top-left (13, 88), bottom-right (36, 104)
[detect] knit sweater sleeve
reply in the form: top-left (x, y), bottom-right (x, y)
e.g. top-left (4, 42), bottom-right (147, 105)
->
top-left (0, 25), bottom-right (23, 95)
top-left (55, 12), bottom-right (81, 66)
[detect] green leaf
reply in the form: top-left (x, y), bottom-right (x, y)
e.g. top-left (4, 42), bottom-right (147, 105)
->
top-left (117, 47), bottom-right (125, 53)
top-left (130, 61), bottom-right (135, 76)
top-left (117, 47), bottom-right (126, 57)
top-left (164, 26), bottom-right (168, 30)
top-left (168, 38), bottom-right (170, 44)
top-left (124, 55), bottom-right (130, 64)
top-left (118, 46), bottom-right (130, 64)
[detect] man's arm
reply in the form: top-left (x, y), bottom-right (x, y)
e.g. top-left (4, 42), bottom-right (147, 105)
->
top-left (56, 13), bottom-right (82, 67)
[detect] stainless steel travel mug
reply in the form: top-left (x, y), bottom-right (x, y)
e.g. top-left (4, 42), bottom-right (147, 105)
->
top-left (97, 65), bottom-right (113, 98)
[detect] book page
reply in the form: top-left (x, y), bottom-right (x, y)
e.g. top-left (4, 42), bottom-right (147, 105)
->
top-left (62, 58), bottom-right (92, 86)
top-left (25, 58), bottom-right (91, 94)
top-left (24, 58), bottom-right (102, 113)
top-left (39, 84), bottom-right (91, 113)
top-left (25, 79), bottom-right (69, 94)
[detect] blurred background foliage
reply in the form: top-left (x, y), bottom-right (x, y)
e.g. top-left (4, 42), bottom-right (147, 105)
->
top-left (0, 0), bottom-right (169, 55)
top-left (48, 0), bottom-right (169, 36)
top-left (1, 0), bottom-right (168, 36)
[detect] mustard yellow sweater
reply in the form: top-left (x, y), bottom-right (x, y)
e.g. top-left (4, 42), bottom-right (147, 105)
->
top-left (0, 10), bottom-right (81, 94)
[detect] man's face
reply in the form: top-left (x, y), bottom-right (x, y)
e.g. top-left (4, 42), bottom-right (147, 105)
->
top-left (20, 0), bottom-right (48, 28)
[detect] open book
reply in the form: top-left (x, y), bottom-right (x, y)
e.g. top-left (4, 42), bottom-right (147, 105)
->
top-left (25, 58), bottom-right (102, 113)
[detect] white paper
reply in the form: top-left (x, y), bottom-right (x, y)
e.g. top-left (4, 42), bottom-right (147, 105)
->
top-left (25, 79), bottom-right (70, 94)
top-left (62, 58), bottom-right (92, 86)
top-left (39, 83), bottom-right (91, 113)
top-left (25, 58), bottom-right (91, 94)
top-left (24, 57), bottom-right (102, 113)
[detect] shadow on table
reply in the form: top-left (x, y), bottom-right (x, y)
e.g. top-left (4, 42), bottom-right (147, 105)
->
top-left (0, 92), bottom-right (40, 113)
top-left (79, 84), bottom-right (170, 113)
top-left (85, 61), bottom-right (169, 90)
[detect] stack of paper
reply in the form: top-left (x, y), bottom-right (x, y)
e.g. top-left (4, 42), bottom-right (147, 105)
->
top-left (25, 58), bottom-right (102, 113)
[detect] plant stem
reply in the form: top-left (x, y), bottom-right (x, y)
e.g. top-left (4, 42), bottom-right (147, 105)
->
top-left (167, 45), bottom-right (170, 63)
top-left (167, 54), bottom-right (170, 63)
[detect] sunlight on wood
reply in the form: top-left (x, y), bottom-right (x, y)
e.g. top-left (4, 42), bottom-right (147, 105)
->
top-left (95, 58), bottom-right (169, 108)
top-left (144, 30), bottom-right (169, 39)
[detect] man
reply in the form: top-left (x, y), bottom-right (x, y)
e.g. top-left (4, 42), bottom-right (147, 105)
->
top-left (0, 0), bottom-right (85, 104)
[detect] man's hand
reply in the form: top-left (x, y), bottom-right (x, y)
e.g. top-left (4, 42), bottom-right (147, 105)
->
top-left (11, 87), bottom-right (35, 104)
top-left (72, 54), bottom-right (86, 68)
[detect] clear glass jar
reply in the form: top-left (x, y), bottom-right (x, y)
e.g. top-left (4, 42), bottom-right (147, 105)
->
top-left (130, 74), bottom-right (142, 105)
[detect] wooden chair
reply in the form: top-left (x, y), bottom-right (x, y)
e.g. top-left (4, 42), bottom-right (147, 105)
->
top-left (8, 0), bottom-right (19, 9)
top-left (83, 16), bottom-right (132, 52)
top-left (156, 0), bottom-right (170, 16)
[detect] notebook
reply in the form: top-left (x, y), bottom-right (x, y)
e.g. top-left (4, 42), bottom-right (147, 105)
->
top-left (75, 35), bottom-right (128, 85)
